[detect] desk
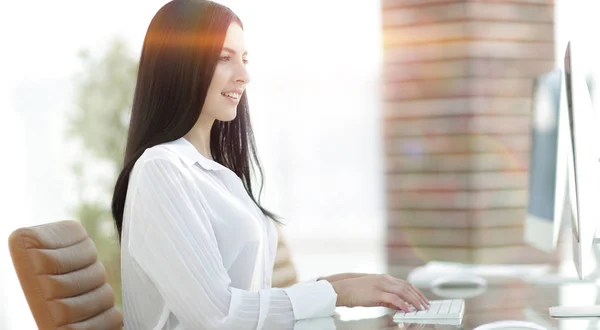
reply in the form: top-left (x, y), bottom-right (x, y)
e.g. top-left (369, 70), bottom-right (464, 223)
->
top-left (296, 279), bottom-right (600, 329)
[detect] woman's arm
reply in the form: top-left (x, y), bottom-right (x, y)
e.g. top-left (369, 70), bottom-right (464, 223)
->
top-left (127, 156), bottom-right (337, 330)
top-left (319, 273), bottom-right (371, 283)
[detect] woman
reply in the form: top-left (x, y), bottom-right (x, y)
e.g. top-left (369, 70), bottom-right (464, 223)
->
top-left (111, 1), bottom-right (429, 329)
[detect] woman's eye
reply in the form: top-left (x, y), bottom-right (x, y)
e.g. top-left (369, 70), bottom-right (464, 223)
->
top-left (219, 55), bottom-right (248, 65)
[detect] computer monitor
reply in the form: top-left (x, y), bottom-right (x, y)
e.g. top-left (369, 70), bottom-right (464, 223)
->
top-left (524, 41), bottom-right (599, 281)
top-left (524, 69), bottom-right (566, 253)
top-left (563, 41), bottom-right (600, 280)
top-left (546, 41), bottom-right (600, 318)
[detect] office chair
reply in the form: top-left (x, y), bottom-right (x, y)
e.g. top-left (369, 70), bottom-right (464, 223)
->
top-left (272, 224), bottom-right (298, 288)
top-left (8, 220), bottom-right (123, 330)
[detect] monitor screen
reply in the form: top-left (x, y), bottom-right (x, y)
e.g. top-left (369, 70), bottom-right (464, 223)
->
top-left (524, 69), bottom-right (566, 252)
top-left (527, 71), bottom-right (561, 222)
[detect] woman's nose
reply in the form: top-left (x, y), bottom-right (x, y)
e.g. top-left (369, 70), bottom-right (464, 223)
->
top-left (235, 62), bottom-right (250, 84)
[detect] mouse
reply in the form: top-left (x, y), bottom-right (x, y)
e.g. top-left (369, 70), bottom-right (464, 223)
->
top-left (430, 273), bottom-right (487, 289)
top-left (473, 320), bottom-right (548, 330)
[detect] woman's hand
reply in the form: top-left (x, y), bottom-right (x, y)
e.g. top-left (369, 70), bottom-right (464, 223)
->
top-left (330, 274), bottom-right (430, 313)
top-left (320, 272), bottom-right (371, 283)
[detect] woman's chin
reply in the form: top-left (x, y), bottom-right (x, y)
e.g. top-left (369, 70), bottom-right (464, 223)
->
top-left (216, 111), bottom-right (237, 122)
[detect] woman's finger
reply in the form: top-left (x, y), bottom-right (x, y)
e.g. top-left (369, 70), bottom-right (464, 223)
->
top-left (379, 292), bottom-right (411, 312)
top-left (410, 287), bottom-right (429, 310)
top-left (382, 281), bottom-right (424, 310)
top-left (402, 281), bottom-right (429, 308)
top-left (389, 277), bottom-right (429, 308)
top-left (408, 282), bottom-right (430, 307)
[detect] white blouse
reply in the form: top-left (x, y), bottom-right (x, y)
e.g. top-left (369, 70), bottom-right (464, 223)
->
top-left (120, 137), bottom-right (338, 330)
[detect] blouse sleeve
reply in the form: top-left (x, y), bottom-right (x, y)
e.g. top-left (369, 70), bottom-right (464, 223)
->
top-left (126, 156), bottom-right (337, 330)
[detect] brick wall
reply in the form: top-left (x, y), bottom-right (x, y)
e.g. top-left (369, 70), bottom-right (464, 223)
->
top-left (381, 0), bottom-right (559, 277)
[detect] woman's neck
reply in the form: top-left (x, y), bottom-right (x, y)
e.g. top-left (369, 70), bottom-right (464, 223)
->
top-left (184, 115), bottom-right (214, 160)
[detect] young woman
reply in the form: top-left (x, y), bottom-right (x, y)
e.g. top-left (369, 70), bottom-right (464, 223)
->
top-left (111, 1), bottom-right (429, 329)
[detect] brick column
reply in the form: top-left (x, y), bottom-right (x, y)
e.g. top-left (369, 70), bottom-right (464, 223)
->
top-left (381, 0), bottom-right (558, 277)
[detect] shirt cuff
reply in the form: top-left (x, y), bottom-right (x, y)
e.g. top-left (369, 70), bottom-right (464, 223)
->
top-left (283, 280), bottom-right (337, 320)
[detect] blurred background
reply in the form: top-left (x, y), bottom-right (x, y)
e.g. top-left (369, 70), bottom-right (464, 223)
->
top-left (1, 0), bottom-right (600, 328)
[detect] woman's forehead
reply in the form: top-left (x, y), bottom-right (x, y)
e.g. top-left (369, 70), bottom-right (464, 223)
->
top-left (222, 23), bottom-right (247, 54)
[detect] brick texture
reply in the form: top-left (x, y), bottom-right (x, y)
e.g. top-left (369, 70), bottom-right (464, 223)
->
top-left (382, 0), bottom-right (559, 277)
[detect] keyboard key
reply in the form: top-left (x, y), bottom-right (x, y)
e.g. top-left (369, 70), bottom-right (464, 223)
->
top-left (449, 299), bottom-right (463, 314)
top-left (393, 299), bottom-right (465, 322)
top-left (429, 301), bottom-right (441, 314)
top-left (437, 301), bottom-right (450, 314)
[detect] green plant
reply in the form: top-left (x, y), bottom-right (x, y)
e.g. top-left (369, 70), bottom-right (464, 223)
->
top-left (67, 38), bottom-right (138, 309)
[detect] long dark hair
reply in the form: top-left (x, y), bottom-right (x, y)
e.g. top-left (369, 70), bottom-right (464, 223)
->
top-left (111, 0), bottom-right (278, 242)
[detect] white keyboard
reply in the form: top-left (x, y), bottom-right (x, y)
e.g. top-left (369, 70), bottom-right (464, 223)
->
top-left (393, 299), bottom-right (465, 321)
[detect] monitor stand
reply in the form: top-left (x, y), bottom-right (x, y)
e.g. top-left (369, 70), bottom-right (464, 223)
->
top-left (525, 236), bottom-right (600, 285)
top-left (548, 238), bottom-right (600, 318)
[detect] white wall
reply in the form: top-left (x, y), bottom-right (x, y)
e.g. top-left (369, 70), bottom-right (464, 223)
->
top-left (230, 0), bottom-right (386, 280)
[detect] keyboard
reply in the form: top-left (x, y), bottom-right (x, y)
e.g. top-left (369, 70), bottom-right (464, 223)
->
top-left (393, 299), bottom-right (465, 322)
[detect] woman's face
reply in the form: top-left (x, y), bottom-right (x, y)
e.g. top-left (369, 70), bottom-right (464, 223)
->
top-left (200, 22), bottom-right (250, 122)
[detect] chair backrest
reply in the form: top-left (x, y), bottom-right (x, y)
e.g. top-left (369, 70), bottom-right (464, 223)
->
top-left (272, 224), bottom-right (298, 288)
top-left (8, 220), bottom-right (123, 330)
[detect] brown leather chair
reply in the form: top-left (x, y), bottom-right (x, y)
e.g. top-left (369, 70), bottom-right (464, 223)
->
top-left (8, 220), bottom-right (123, 330)
top-left (272, 224), bottom-right (299, 288)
